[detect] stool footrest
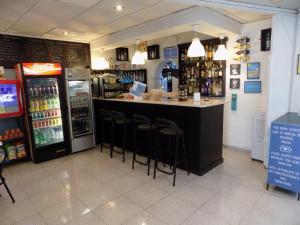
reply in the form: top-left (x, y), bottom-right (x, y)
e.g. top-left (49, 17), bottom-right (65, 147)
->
top-left (156, 167), bottom-right (174, 175)
top-left (134, 157), bottom-right (149, 166)
top-left (112, 148), bottom-right (124, 155)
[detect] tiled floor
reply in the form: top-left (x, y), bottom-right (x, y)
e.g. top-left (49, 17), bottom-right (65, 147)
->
top-left (1, 146), bottom-right (299, 225)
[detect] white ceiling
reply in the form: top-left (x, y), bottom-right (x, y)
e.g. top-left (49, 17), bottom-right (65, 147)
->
top-left (227, 0), bottom-right (300, 9)
top-left (0, 0), bottom-right (298, 44)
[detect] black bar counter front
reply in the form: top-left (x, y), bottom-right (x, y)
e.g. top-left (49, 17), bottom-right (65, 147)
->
top-left (93, 98), bottom-right (226, 176)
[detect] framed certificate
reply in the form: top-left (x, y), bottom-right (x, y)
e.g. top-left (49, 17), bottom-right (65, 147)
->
top-left (247, 62), bottom-right (260, 79)
top-left (244, 81), bottom-right (261, 93)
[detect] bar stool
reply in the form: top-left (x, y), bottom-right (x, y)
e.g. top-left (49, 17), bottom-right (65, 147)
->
top-left (153, 118), bottom-right (189, 186)
top-left (99, 109), bottom-right (112, 152)
top-left (132, 114), bottom-right (156, 176)
top-left (110, 111), bottom-right (130, 163)
top-left (0, 148), bottom-right (15, 203)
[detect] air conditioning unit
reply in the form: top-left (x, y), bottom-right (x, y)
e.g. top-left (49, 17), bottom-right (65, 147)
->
top-left (251, 109), bottom-right (265, 161)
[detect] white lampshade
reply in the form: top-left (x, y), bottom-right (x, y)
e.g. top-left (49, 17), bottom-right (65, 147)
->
top-left (213, 44), bottom-right (229, 60)
top-left (131, 50), bottom-right (145, 65)
top-left (142, 51), bottom-right (148, 60)
top-left (187, 38), bottom-right (205, 57)
top-left (91, 56), bottom-right (109, 70)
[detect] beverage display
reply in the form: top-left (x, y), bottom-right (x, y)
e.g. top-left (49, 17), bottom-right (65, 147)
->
top-left (178, 40), bottom-right (226, 97)
top-left (68, 81), bottom-right (92, 137)
top-left (65, 68), bottom-right (95, 153)
top-left (26, 78), bottom-right (64, 147)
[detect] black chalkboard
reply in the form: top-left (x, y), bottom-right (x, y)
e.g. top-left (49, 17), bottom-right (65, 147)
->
top-left (0, 34), bottom-right (90, 69)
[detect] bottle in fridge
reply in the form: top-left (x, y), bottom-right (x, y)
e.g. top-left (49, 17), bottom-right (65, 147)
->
top-left (16, 62), bottom-right (70, 163)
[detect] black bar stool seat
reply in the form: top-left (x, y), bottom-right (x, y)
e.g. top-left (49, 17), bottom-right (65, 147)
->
top-left (132, 114), bottom-right (156, 176)
top-left (110, 111), bottom-right (130, 163)
top-left (103, 117), bottom-right (112, 122)
top-left (153, 118), bottom-right (190, 186)
top-left (138, 124), bottom-right (157, 131)
top-left (160, 127), bottom-right (183, 136)
top-left (99, 109), bottom-right (112, 152)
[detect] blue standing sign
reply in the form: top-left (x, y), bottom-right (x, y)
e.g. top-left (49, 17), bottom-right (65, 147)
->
top-left (267, 112), bottom-right (300, 199)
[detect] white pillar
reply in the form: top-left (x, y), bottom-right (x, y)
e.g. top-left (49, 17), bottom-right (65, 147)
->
top-left (264, 13), bottom-right (298, 166)
top-left (290, 12), bottom-right (300, 113)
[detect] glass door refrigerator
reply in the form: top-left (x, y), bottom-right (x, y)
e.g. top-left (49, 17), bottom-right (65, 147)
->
top-left (16, 63), bottom-right (70, 163)
top-left (65, 68), bottom-right (95, 153)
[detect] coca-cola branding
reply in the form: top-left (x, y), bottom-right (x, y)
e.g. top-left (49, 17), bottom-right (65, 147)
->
top-left (0, 94), bottom-right (15, 103)
top-left (22, 63), bottom-right (62, 76)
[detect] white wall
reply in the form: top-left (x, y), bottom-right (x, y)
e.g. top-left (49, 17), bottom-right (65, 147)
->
top-left (290, 13), bottom-right (300, 113)
top-left (94, 20), bottom-right (272, 151)
top-left (223, 19), bottom-right (271, 151)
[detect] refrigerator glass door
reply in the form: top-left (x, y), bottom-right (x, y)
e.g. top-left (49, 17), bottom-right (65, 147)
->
top-left (68, 80), bottom-right (92, 137)
top-left (26, 77), bottom-right (64, 148)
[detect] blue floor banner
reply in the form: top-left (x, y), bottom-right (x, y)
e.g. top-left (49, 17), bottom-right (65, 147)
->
top-left (267, 113), bottom-right (300, 194)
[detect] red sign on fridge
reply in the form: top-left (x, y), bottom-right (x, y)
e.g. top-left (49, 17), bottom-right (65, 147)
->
top-left (22, 63), bottom-right (62, 76)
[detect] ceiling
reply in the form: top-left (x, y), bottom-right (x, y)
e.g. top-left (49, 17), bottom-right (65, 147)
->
top-left (0, 0), bottom-right (298, 44)
top-left (225, 0), bottom-right (300, 9)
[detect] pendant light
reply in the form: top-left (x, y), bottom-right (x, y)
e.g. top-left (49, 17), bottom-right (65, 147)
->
top-left (91, 48), bottom-right (109, 70)
top-left (214, 34), bottom-right (229, 60)
top-left (131, 40), bottom-right (145, 65)
top-left (187, 24), bottom-right (205, 57)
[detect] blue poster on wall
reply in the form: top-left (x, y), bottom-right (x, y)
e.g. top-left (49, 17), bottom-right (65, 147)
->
top-left (267, 113), bottom-right (300, 193)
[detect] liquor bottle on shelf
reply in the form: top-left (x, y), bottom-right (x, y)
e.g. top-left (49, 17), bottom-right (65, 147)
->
top-left (218, 64), bottom-right (223, 77)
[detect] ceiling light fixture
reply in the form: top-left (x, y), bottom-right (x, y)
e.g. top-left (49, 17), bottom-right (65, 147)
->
top-left (115, 4), bottom-right (123, 11)
top-left (187, 24), bottom-right (205, 57)
top-left (213, 34), bottom-right (229, 60)
top-left (132, 40), bottom-right (145, 65)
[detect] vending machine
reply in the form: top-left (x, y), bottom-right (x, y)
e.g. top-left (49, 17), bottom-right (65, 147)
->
top-left (65, 68), bottom-right (95, 153)
top-left (16, 63), bottom-right (70, 163)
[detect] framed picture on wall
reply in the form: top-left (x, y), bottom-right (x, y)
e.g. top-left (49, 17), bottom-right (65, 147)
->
top-left (230, 78), bottom-right (240, 89)
top-left (230, 64), bottom-right (241, 75)
top-left (247, 62), bottom-right (260, 79)
top-left (297, 54), bottom-right (300, 74)
top-left (163, 46), bottom-right (177, 59)
top-left (244, 81), bottom-right (262, 93)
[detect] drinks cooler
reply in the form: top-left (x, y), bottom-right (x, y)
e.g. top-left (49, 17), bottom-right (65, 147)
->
top-left (65, 68), bottom-right (95, 153)
top-left (16, 62), bottom-right (70, 163)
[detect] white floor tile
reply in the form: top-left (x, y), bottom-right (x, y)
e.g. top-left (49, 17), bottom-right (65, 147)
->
top-left (219, 181), bottom-right (264, 207)
top-left (123, 211), bottom-right (166, 225)
top-left (0, 199), bottom-right (37, 224)
top-left (64, 212), bottom-right (106, 225)
top-left (182, 209), bottom-right (230, 225)
top-left (93, 197), bottom-right (143, 225)
top-left (72, 184), bottom-right (122, 210)
top-left (171, 184), bottom-right (215, 208)
top-left (146, 196), bottom-right (196, 225)
top-left (40, 198), bottom-right (91, 225)
top-left (201, 195), bottom-right (252, 225)
top-left (125, 184), bottom-right (168, 209)
top-left (30, 186), bottom-right (72, 211)
top-left (13, 214), bottom-right (47, 225)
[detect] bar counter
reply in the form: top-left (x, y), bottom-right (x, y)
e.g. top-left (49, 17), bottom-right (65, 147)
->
top-left (93, 97), bottom-right (227, 176)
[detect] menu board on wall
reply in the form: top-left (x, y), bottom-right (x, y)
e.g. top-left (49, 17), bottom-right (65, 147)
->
top-left (267, 112), bottom-right (300, 194)
top-left (0, 34), bottom-right (90, 69)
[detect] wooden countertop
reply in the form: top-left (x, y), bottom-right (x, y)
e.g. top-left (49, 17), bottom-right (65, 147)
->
top-left (93, 97), bottom-right (228, 108)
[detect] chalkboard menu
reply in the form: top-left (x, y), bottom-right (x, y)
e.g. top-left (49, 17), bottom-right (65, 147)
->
top-left (0, 34), bottom-right (90, 69)
top-left (267, 112), bottom-right (300, 197)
